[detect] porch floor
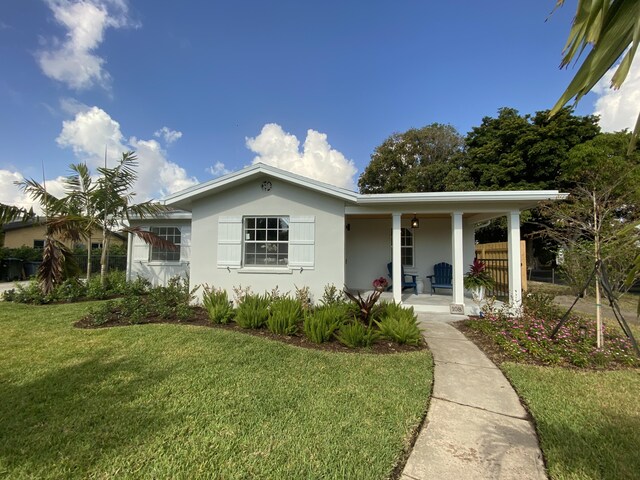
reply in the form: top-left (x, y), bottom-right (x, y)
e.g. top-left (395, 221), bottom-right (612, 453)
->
top-left (371, 291), bottom-right (484, 316)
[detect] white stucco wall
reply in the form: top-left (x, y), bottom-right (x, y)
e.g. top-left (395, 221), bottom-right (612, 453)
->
top-left (127, 219), bottom-right (191, 285)
top-left (189, 176), bottom-right (346, 303)
top-left (345, 216), bottom-right (476, 291)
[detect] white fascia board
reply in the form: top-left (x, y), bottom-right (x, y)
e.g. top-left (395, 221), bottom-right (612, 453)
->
top-left (356, 190), bottom-right (566, 204)
top-left (164, 163), bottom-right (358, 209)
top-left (127, 211), bottom-right (192, 221)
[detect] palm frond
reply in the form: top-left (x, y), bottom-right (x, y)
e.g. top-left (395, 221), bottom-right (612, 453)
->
top-left (123, 226), bottom-right (179, 251)
top-left (0, 204), bottom-right (34, 224)
top-left (46, 215), bottom-right (93, 243)
top-left (551, 0), bottom-right (640, 117)
top-left (38, 238), bottom-right (69, 295)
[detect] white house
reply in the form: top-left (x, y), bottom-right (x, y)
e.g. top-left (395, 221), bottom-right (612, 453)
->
top-left (126, 163), bottom-right (564, 314)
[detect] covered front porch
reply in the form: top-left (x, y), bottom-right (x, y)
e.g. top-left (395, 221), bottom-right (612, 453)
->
top-left (374, 291), bottom-right (490, 315)
top-left (345, 205), bottom-right (525, 315)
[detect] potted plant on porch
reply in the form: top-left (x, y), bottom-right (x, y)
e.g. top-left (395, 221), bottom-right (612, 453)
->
top-left (463, 258), bottom-right (494, 302)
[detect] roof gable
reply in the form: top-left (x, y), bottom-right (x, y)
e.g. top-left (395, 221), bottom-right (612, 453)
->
top-left (164, 163), bottom-right (359, 209)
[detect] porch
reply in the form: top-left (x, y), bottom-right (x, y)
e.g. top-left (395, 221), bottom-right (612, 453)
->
top-left (373, 291), bottom-right (488, 315)
top-left (345, 209), bottom-right (523, 315)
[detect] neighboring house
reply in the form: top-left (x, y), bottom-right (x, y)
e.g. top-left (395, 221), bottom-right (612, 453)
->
top-left (127, 163), bottom-right (564, 313)
top-left (1, 219), bottom-right (126, 250)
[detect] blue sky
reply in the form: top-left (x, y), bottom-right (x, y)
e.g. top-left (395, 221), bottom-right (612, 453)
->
top-left (0, 1), bottom-right (636, 207)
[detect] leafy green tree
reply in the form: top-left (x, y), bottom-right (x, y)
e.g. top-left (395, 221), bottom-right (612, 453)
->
top-left (464, 107), bottom-right (600, 190)
top-left (358, 123), bottom-right (471, 193)
top-left (539, 134), bottom-right (640, 346)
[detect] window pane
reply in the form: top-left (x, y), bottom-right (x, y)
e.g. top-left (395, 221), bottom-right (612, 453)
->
top-left (257, 218), bottom-right (266, 228)
top-left (247, 218), bottom-right (255, 228)
top-left (267, 217), bottom-right (277, 229)
top-left (267, 229), bottom-right (277, 241)
top-left (256, 230), bottom-right (266, 241)
top-left (279, 229), bottom-right (288, 241)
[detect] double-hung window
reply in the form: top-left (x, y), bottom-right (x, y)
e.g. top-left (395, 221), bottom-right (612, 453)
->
top-left (401, 227), bottom-right (414, 267)
top-left (149, 226), bottom-right (181, 262)
top-left (244, 216), bottom-right (289, 266)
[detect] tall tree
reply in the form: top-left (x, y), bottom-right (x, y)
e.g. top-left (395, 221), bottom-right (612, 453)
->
top-left (538, 133), bottom-right (640, 346)
top-left (18, 152), bottom-right (175, 292)
top-left (464, 107), bottom-right (600, 190)
top-left (358, 123), bottom-right (470, 193)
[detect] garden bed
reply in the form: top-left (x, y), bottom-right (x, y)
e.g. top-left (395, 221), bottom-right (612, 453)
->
top-left (74, 305), bottom-right (427, 355)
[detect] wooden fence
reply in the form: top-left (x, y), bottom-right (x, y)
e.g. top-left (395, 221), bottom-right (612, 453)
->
top-left (475, 241), bottom-right (527, 297)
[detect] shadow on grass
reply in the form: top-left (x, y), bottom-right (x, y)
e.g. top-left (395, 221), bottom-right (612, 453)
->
top-left (539, 409), bottom-right (640, 480)
top-left (0, 353), bottom-right (172, 476)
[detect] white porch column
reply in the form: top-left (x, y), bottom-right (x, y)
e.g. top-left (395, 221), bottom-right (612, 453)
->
top-left (507, 210), bottom-right (523, 313)
top-left (451, 212), bottom-right (465, 313)
top-left (392, 213), bottom-right (402, 304)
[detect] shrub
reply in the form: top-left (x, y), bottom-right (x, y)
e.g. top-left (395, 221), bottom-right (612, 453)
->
top-left (303, 306), bottom-right (343, 343)
top-left (295, 285), bottom-right (313, 312)
top-left (148, 276), bottom-right (195, 320)
top-left (235, 293), bottom-right (270, 329)
top-left (267, 297), bottom-right (302, 335)
top-left (55, 278), bottom-right (88, 303)
top-left (202, 285), bottom-right (234, 324)
top-left (343, 289), bottom-right (382, 325)
top-left (376, 307), bottom-right (422, 346)
top-left (6, 280), bottom-right (49, 304)
top-left (320, 284), bottom-right (344, 307)
top-left (336, 320), bottom-right (379, 348)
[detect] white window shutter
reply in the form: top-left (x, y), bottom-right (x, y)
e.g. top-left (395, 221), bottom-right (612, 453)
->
top-left (289, 216), bottom-right (315, 268)
top-left (131, 229), bottom-right (150, 261)
top-left (217, 216), bottom-right (242, 267)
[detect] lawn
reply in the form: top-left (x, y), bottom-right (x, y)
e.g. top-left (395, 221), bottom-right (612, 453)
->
top-left (503, 364), bottom-right (640, 480)
top-left (0, 302), bottom-right (433, 479)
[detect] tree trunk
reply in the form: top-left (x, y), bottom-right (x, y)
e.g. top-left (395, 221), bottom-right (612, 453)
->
top-left (100, 229), bottom-right (108, 285)
top-left (593, 191), bottom-right (603, 348)
top-left (86, 238), bottom-right (92, 282)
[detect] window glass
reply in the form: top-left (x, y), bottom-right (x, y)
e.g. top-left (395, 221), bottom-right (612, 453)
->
top-left (149, 226), bottom-right (181, 262)
top-left (244, 216), bottom-right (289, 266)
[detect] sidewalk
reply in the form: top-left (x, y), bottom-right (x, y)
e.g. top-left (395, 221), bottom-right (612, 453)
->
top-left (402, 314), bottom-right (547, 480)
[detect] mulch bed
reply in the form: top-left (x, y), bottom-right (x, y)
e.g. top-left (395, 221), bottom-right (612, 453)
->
top-left (453, 318), bottom-right (514, 366)
top-left (75, 307), bottom-right (427, 355)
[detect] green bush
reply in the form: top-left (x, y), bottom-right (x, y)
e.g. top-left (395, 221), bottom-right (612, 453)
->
top-left (336, 321), bottom-right (379, 348)
top-left (320, 284), bottom-right (344, 307)
top-left (148, 276), bottom-right (195, 320)
top-left (235, 293), bottom-right (270, 329)
top-left (303, 306), bottom-right (343, 343)
top-left (267, 297), bottom-right (302, 335)
top-left (54, 278), bottom-right (88, 303)
top-left (2, 280), bottom-right (47, 304)
top-left (375, 307), bottom-right (422, 346)
top-left (202, 285), bottom-right (234, 324)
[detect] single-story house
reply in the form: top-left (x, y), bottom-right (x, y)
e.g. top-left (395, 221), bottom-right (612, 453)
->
top-left (126, 163), bottom-right (564, 314)
top-left (1, 218), bottom-right (126, 250)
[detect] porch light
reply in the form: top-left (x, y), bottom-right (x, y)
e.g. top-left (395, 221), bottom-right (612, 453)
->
top-left (411, 215), bottom-right (419, 229)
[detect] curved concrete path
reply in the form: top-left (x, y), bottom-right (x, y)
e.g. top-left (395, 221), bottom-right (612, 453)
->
top-left (402, 313), bottom-right (547, 480)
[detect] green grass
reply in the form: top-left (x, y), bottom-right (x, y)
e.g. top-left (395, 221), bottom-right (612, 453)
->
top-left (0, 302), bottom-right (432, 479)
top-left (503, 363), bottom-right (640, 480)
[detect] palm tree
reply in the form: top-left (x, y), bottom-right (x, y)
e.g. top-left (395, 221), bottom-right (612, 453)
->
top-left (17, 151), bottom-right (176, 293)
top-left (551, 0), bottom-right (640, 153)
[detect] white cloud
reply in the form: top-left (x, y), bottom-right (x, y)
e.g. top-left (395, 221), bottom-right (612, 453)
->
top-left (246, 124), bottom-right (358, 190)
top-left (37, 0), bottom-right (135, 90)
top-left (0, 169), bottom-right (67, 214)
top-left (593, 55), bottom-right (640, 132)
top-left (206, 162), bottom-right (231, 177)
top-left (56, 106), bottom-right (198, 200)
top-left (154, 127), bottom-right (183, 145)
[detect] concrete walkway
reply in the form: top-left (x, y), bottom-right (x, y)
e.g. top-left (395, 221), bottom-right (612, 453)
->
top-left (402, 314), bottom-right (547, 480)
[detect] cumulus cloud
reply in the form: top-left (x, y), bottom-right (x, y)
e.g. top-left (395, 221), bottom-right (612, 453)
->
top-left (154, 127), bottom-right (183, 145)
top-left (206, 162), bottom-right (231, 177)
top-left (37, 0), bottom-right (135, 90)
top-left (56, 106), bottom-right (197, 199)
top-left (593, 55), bottom-right (640, 132)
top-left (246, 124), bottom-right (358, 190)
top-left (0, 169), bottom-right (67, 214)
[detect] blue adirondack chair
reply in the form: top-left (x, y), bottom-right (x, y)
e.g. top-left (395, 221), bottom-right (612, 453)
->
top-left (427, 262), bottom-right (453, 295)
top-left (386, 262), bottom-right (418, 294)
